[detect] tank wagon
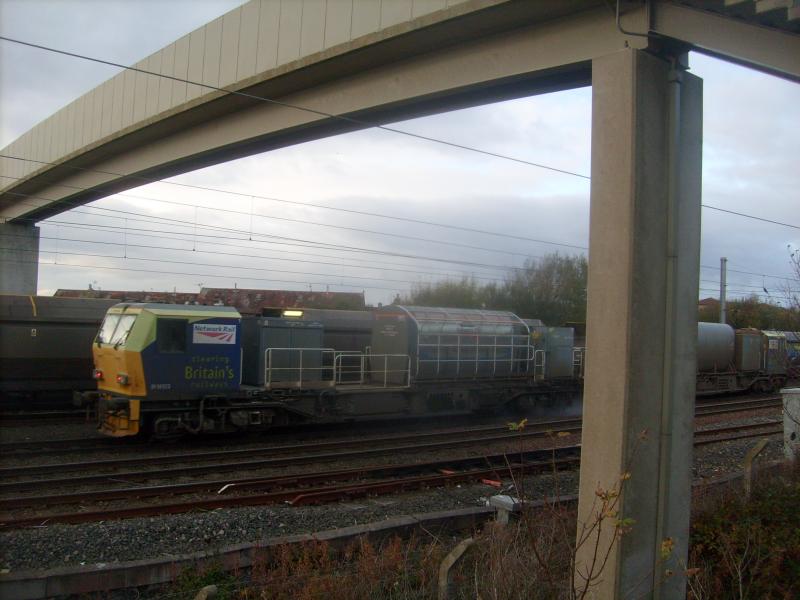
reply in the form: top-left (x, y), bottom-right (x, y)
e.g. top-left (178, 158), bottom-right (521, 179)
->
top-left (0, 295), bottom-right (117, 406)
top-left (87, 303), bottom-right (582, 437)
top-left (695, 323), bottom-right (787, 394)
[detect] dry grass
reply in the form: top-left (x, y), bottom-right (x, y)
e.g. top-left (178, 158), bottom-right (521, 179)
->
top-left (452, 505), bottom-right (577, 600)
top-left (686, 462), bottom-right (800, 600)
top-left (239, 534), bottom-right (445, 600)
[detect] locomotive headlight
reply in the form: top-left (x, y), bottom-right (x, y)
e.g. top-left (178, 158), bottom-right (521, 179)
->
top-left (116, 373), bottom-right (129, 386)
top-left (93, 369), bottom-right (104, 380)
top-left (282, 309), bottom-right (304, 318)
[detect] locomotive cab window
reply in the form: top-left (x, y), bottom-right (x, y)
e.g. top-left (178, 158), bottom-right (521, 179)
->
top-left (109, 314), bottom-right (137, 346)
top-left (157, 319), bottom-right (187, 353)
top-left (96, 313), bottom-right (137, 346)
top-left (96, 314), bottom-right (120, 344)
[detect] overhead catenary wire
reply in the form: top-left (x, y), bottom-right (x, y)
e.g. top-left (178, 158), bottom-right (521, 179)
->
top-left (5, 256), bottom-right (412, 294)
top-left (1, 180), bottom-right (588, 255)
top-left (3, 187), bottom-right (560, 270)
top-left (44, 215), bottom-right (537, 272)
top-left (32, 192), bottom-right (796, 290)
top-left (698, 287), bottom-right (796, 302)
top-left (42, 221), bottom-right (515, 278)
top-left (0, 160), bottom-right (590, 251)
top-left (7, 156), bottom-right (796, 279)
top-left (702, 205), bottom-right (799, 231)
top-left (6, 185), bottom-right (795, 294)
top-left (3, 216), bottom-right (538, 277)
top-left (10, 188), bottom-right (795, 298)
top-left (2, 231), bottom-right (511, 284)
top-left (3, 259), bottom-right (786, 301)
top-left (30, 232), bottom-right (798, 296)
top-left (700, 263), bottom-right (797, 283)
top-left (700, 279), bottom-right (800, 294)
top-left (0, 245), bottom-right (453, 288)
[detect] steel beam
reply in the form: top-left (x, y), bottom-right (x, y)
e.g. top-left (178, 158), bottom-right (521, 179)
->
top-left (653, 1), bottom-right (800, 82)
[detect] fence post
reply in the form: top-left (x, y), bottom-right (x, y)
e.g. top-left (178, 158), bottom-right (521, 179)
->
top-left (438, 537), bottom-right (475, 600)
top-left (783, 387), bottom-right (800, 463)
top-left (742, 438), bottom-right (769, 501)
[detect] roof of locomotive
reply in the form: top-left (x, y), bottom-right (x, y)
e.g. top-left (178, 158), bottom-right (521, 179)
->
top-left (106, 302), bottom-right (241, 318)
top-left (380, 305), bottom-right (528, 327)
top-left (762, 330), bottom-right (787, 339)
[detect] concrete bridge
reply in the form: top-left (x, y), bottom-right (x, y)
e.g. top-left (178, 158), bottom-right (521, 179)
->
top-left (0, 1), bottom-right (798, 597)
top-left (1, 1), bottom-right (797, 226)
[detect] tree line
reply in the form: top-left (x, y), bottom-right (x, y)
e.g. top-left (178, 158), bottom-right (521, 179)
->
top-left (398, 251), bottom-right (800, 330)
top-left (397, 253), bottom-right (588, 326)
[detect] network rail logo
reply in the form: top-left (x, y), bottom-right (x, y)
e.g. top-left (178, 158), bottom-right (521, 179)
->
top-left (192, 323), bottom-right (237, 344)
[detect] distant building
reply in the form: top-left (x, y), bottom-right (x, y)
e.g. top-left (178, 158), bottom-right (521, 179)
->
top-left (54, 287), bottom-right (366, 314)
top-left (55, 289), bottom-right (198, 304)
top-left (197, 288), bottom-right (365, 313)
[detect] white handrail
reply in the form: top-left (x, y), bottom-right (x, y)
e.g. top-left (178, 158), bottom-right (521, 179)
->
top-left (333, 352), bottom-right (411, 388)
top-left (534, 349), bottom-right (546, 380)
top-left (573, 347), bottom-right (586, 378)
top-left (264, 347), bottom-right (336, 389)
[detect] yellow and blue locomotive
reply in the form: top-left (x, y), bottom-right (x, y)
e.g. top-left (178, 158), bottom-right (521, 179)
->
top-left (90, 303), bottom-right (242, 436)
top-left (88, 304), bottom-right (584, 437)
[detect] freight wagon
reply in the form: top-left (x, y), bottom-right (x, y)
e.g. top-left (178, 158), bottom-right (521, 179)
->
top-left (695, 322), bottom-right (787, 394)
top-left (0, 295), bottom-right (116, 405)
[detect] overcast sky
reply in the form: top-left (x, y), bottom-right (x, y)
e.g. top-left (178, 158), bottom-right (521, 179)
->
top-left (1, 0), bottom-right (798, 308)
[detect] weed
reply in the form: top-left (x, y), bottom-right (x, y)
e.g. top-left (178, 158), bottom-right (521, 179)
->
top-left (687, 468), bottom-right (800, 599)
top-left (167, 562), bottom-right (238, 600)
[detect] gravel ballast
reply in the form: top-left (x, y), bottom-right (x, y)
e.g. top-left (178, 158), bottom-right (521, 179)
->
top-left (0, 410), bottom-right (787, 573)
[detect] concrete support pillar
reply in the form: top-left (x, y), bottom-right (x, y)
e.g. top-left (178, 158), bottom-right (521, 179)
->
top-left (574, 49), bottom-right (702, 599)
top-left (0, 222), bottom-right (40, 294)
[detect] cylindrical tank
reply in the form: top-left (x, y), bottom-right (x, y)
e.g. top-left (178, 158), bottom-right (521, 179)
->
top-left (697, 322), bottom-right (735, 372)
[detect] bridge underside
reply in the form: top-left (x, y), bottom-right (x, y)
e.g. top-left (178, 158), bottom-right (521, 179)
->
top-left (1, 2), bottom-right (616, 224)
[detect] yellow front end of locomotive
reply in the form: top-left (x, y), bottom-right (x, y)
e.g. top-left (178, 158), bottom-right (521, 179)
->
top-left (92, 303), bottom-right (243, 437)
top-left (92, 306), bottom-right (146, 437)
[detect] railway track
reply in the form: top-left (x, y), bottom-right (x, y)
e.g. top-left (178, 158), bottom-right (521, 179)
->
top-left (0, 449), bottom-right (581, 527)
top-left (694, 395), bottom-right (783, 416)
top-left (0, 416), bottom-right (583, 462)
top-left (0, 418), bottom-right (583, 489)
top-left (0, 392), bottom-right (782, 483)
top-left (0, 409), bottom-right (91, 427)
top-left (0, 392), bottom-right (781, 458)
top-left (0, 418), bottom-right (783, 529)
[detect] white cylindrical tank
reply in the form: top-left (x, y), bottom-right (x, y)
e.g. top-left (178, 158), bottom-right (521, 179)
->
top-left (697, 322), bottom-right (735, 372)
